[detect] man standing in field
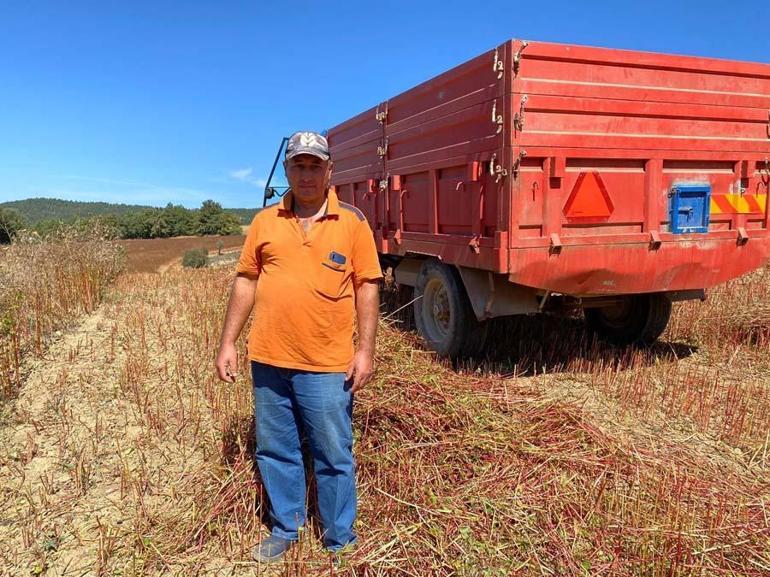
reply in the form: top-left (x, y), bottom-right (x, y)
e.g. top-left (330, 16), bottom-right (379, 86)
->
top-left (215, 131), bottom-right (382, 562)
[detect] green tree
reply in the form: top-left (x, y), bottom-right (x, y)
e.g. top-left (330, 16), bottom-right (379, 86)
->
top-left (144, 208), bottom-right (168, 238)
top-left (161, 203), bottom-right (195, 237)
top-left (0, 208), bottom-right (27, 244)
top-left (196, 200), bottom-right (241, 236)
top-left (119, 210), bottom-right (154, 239)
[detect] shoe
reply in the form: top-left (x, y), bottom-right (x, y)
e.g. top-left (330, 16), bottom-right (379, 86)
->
top-left (251, 535), bottom-right (293, 563)
top-left (327, 542), bottom-right (357, 568)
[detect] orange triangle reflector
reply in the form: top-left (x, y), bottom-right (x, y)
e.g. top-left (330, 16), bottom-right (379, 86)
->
top-left (563, 172), bottom-right (614, 220)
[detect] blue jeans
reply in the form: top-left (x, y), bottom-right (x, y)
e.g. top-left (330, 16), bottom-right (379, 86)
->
top-left (250, 361), bottom-right (357, 551)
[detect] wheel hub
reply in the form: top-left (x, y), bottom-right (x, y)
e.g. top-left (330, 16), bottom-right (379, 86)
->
top-left (424, 279), bottom-right (451, 339)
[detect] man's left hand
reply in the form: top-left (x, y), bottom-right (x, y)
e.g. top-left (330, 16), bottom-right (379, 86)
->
top-left (346, 349), bottom-right (374, 393)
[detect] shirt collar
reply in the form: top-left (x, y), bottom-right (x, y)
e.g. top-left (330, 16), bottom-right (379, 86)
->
top-left (325, 188), bottom-right (340, 217)
top-left (280, 188), bottom-right (340, 218)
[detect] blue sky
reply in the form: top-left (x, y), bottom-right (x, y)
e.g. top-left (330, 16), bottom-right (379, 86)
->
top-left (1, 0), bottom-right (768, 209)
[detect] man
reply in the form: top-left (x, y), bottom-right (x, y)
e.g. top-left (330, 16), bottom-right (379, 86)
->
top-left (215, 131), bottom-right (382, 563)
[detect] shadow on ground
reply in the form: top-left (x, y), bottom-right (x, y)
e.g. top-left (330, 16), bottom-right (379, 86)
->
top-left (380, 285), bottom-right (698, 377)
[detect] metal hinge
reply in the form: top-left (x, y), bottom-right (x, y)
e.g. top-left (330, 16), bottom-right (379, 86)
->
top-left (512, 150), bottom-right (527, 178)
top-left (493, 48), bottom-right (504, 79)
top-left (377, 138), bottom-right (388, 157)
top-left (513, 40), bottom-right (529, 76)
top-left (491, 100), bottom-right (503, 134)
top-left (489, 153), bottom-right (508, 183)
top-left (514, 94), bottom-right (528, 132)
top-left (375, 102), bottom-right (388, 123)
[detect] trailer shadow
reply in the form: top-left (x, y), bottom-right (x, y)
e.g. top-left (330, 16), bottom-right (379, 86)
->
top-left (379, 285), bottom-right (697, 378)
top-left (468, 314), bottom-right (697, 377)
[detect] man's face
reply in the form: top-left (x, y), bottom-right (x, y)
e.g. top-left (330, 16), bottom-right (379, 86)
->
top-left (284, 154), bottom-right (332, 207)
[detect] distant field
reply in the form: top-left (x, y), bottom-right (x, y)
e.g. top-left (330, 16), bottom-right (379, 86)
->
top-left (117, 234), bottom-right (245, 273)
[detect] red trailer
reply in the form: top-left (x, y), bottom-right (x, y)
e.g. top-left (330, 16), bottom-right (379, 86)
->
top-left (265, 40), bottom-right (770, 356)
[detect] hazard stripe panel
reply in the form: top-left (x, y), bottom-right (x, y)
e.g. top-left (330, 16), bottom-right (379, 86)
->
top-left (710, 194), bottom-right (768, 215)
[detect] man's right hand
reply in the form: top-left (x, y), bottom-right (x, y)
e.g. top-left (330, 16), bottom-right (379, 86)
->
top-left (215, 342), bottom-right (238, 383)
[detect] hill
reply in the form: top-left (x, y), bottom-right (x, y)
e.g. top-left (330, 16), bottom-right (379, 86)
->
top-left (0, 198), bottom-right (151, 225)
top-left (0, 198), bottom-right (259, 225)
top-left (223, 207), bottom-right (260, 225)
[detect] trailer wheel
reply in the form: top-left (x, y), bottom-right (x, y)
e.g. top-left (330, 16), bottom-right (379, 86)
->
top-left (584, 293), bottom-right (672, 345)
top-left (413, 260), bottom-right (488, 357)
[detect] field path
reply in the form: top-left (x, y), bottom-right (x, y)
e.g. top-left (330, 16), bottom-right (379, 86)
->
top-left (0, 305), bottom-right (130, 574)
top-left (0, 272), bottom-right (267, 576)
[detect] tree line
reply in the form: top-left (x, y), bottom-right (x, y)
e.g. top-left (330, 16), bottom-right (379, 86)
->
top-left (0, 200), bottom-right (244, 244)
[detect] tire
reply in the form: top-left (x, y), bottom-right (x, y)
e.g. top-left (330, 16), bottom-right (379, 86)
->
top-left (584, 293), bottom-right (672, 346)
top-left (413, 260), bottom-right (488, 357)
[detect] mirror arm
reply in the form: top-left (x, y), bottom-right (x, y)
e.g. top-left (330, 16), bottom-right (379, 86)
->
top-left (263, 136), bottom-right (289, 208)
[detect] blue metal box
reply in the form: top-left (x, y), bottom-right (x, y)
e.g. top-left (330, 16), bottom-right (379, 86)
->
top-left (669, 183), bottom-right (711, 234)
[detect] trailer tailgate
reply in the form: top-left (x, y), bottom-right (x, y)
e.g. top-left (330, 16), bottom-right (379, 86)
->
top-left (510, 40), bottom-right (770, 295)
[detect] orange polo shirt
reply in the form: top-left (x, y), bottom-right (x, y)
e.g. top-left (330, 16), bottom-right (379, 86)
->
top-left (236, 190), bottom-right (383, 372)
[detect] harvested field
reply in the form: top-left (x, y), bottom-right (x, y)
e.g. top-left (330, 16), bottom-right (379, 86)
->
top-left (117, 234), bottom-right (246, 274)
top-left (0, 242), bottom-right (768, 576)
top-left (0, 232), bottom-right (123, 400)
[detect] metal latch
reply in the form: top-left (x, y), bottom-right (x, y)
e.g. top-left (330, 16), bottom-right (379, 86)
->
top-left (375, 102), bottom-right (388, 123)
top-left (513, 40), bottom-right (529, 76)
top-left (489, 153), bottom-right (508, 183)
top-left (512, 150), bottom-right (527, 178)
top-left (377, 138), bottom-right (388, 157)
top-left (491, 100), bottom-right (503, 134)
top-left (493, 48), bottom-right (504, 79)
top-left (378, 178), bottom-right (388, 193)
top-left (514, 94), bottom-right (528, 132)
top-left (468, 235), bottom-right (481, 254)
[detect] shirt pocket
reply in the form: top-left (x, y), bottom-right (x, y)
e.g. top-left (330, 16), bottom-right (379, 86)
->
top-left (316, 261), bottom-right (348, 299)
